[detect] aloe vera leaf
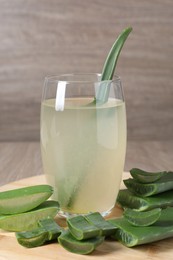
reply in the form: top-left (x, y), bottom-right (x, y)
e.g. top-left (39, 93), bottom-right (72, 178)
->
top-left (124, 174), bottom-right (173, 197)
top-left (0, 185), bottom-right (53, 215)
top-left (0, 200), bottom-right (59, 232)
top-left (58, 230), bottom-right (104, 255)
top-left (94, 27), bottom-right (132, 104)
top-left (15, 227), bottom-right (48, 248)
top-left (87, 27), bottom-right (132, 106)
top-left (123, 208), bottom-right (162, 226)
top-left (66, 27), bottom-right (132, 209)
top-left (16, 218), bottom-right (63, 248)
top-left (130, 168), bottom-right (166, 183)
top-left (117, 189), bottom-right (173, 211)
top-left (96, 27), bottom-right (132, 104)
top-left (67, 215), bottom-right (101, 240)
top-left (38, 218), bottom-right (63, 240)
top-left (101, 27), bottom-right (132, 81)
top-left (108, 207), bottom-right (173, 247)
top-left (84, 212), bottom-right (117, 236)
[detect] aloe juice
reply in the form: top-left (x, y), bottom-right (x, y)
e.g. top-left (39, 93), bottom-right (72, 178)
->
top-left (41, 98), bottom-right (126, 215)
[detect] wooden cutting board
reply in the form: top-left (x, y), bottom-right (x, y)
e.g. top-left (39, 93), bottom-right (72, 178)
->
top-left (0, 173), bottom-right (173, 260)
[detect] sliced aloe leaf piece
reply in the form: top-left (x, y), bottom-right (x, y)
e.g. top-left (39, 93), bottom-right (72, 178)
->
top-left (58, 230), bottom-right (104, 255)
top-left (38, 218), bottom-right (63, 240)
top-left (123, 208), bottom-right (162, 226)
top-left (16, 218), bottom-right (63, 248)
top-left (0, 184), bottom-right (53, 215)
top-left (117, 189), bottom-right (173, 211)
top-left (0, 200), bottom-right (59, 231)
top-left (67, 215), bottom-right (101, 240)
top-left (108, 207), bottom-right (173, 247)
top-left (15, 227), bottom-right (48, 248)
top-left (84, 212), bottom-right (117, 236)
top-left (124, 173), bottom-right (173, 197)
top-left (130, 168), bottom-right (166, 183)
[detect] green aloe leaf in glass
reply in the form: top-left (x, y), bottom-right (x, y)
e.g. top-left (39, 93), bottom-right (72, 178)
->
top-left (67, 27), bottom-right (132, 208)
top-left (101, 27), bottom-right (132, 81)
top-left (94, 26), bottom-right (132, 104)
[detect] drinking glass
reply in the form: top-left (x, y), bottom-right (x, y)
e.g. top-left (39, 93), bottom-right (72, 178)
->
top-left (40, 73), bottom-right (126, 218)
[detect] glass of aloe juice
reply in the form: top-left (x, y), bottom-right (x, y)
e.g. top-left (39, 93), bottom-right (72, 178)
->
top-left (40, 73), bottom-right (126, 218)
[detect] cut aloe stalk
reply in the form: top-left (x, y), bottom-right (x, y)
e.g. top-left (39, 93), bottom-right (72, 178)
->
top-left (0, 184), bottom-right (53, 215)
top-left (94, 27), bottom-right (132, 105)
top-left (130, 168), bottom-right (166, 183)
top-left (16, 218), bottom-right (63, 248)
top-left (0, 200), bottom-right (59, 231)
top-left (123, 208), bottom-right (162, 226)
top-left (67, 215), bottom-right (101, 240)
top-left (117, 189), bottom-right (173, 211)
top-left (124, 174), bottom-right (173, 197)
top-left (38, 218), bottom-right (63, 240)
top-left (84, 212), bottom-right (117, 236)
top-left (66, 27), bottom-right (132, 209)
top-left (108, 207), bottom-right (173, 247)
top-left (16, 227), bottom-right (48, 248)
top-left (58, 230), bottom-right (104, 255)
top-left (101, 27), bottom-right (132, 81)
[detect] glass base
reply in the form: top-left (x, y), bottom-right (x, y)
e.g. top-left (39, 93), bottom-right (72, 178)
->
top-left (57, 206), bottom-right (114, 219)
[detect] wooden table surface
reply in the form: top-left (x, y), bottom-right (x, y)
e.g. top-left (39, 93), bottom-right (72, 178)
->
top-left (0, 141), bottom-right (172, 259)
top-left (1, 173), bottom-right (173, 260)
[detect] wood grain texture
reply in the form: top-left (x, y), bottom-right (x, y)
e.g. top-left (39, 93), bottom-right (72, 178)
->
top-left (0, 142), bottom-right (42, 186)
top-left (0, 0), bottom-right (173, 141)
top-left (0, 141), bottom-right (172, 186)
top-left (1, 174), bottom-right (173, 259)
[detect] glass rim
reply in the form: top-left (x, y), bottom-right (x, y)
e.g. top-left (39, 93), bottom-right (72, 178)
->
top-left (44, 73), bottom-right (121, 84)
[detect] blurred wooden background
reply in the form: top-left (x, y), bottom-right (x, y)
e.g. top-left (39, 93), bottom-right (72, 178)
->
top-left (0, 0), bottom-right (173, 184)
